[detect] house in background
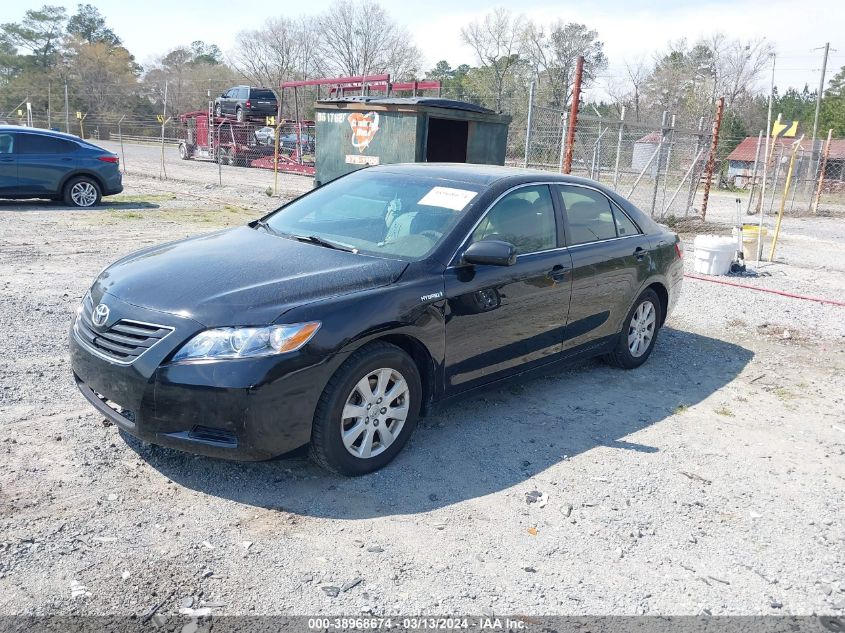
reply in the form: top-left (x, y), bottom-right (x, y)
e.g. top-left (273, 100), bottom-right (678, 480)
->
top-left (631, 131), bottom-right (661, 176)
top-left (725, 136), bottom-right (845, 189)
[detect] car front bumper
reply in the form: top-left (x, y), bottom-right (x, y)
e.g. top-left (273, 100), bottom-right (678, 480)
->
top-left (69, 293), bottom-right (338, 461)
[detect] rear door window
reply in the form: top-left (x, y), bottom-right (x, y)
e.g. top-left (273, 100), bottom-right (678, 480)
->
top-left (558, 186), bottom-right (618, 245)
top-left (18, 134), bottom-right (78, 154)
top-left (0, 133), bottom-right (15, 154)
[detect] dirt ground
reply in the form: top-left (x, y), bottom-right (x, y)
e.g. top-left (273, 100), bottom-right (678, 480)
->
top-left (0, 155), bottom-right (843, 619)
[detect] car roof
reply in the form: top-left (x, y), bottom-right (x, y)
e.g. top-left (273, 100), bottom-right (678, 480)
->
top-left (370, 162), bottom-right (609, 188)
top-left (0, 125), bottom-right (85, 142)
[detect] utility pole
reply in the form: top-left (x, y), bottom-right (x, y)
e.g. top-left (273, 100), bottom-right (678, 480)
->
top-left (48, 82), bottom-right (51, 128)
top-left (811, 43), bottom-right (830, 155)
top-left (64, 83), bottom-right (69, 133)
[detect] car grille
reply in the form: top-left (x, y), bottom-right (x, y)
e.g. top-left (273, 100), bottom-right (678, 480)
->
top-left (75, 299), bottom-right (173, 364)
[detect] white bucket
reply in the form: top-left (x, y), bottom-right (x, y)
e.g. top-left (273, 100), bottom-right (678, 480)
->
top-left (693, 235), bottom-right (735, 276)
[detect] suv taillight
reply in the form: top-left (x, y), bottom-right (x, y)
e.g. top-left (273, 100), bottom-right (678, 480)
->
top-left (245, 100), bottom-right (251, 108)
top-left (98, 155), bottom-right (119, 164)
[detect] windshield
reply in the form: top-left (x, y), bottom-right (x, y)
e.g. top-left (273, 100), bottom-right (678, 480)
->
top-left (264, 170), bottom-right (483, 260)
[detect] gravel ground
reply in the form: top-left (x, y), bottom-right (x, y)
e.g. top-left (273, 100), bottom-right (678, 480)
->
top-left (1, 169), bottom-right (843, 619)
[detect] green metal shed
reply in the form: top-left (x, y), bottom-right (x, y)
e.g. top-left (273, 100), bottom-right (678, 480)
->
top-left (313, 97), bottom-right (512, 186)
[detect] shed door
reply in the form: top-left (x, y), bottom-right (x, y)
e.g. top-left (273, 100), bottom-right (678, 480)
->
top-left (426, 117), bottom-right (468, 163)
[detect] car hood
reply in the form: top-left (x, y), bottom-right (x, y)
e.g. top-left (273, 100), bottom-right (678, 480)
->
top-left (91, 226), bottom-right (407, 327)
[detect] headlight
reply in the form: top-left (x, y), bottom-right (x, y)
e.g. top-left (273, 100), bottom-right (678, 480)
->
top-left (172, 322), bottom-right (320, 362)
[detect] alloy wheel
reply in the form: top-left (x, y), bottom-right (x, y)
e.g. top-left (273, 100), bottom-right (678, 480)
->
top-left (70, 181), bottom-right (98, 207)
top-left (340, 368), bottom-right (409, 459)
top-left (628, 300), bottom-right (656, 358)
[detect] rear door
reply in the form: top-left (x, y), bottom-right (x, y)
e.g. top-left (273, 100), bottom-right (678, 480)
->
top-left (0, 131), bottom-right (17, 193)
top-left (556, 184), bottom-right (652, 354)
top-left (444, 184), bottom-right (572, 393)
top-left (18, 132), bottom-right (79, 195)
top-left (16, 133), bottom-right (79, 195)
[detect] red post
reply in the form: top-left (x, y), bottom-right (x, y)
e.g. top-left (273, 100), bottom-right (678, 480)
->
top-left (700, 96), bottom-right (725, 220)
top-left (562, 56), bottom-right (584, 174)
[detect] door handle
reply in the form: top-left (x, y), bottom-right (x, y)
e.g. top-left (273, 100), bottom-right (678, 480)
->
top-left (549, 264), bottom-right (570, 281)
top-left (634, 247), bottom-right (647, 261)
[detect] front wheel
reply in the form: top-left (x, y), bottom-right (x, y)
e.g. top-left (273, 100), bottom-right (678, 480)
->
top-left (235, 107), bottom-right (244, 122)
top-left (63, 176), bottom-right (101, 208)
top-left (604, 289), bottom-right (662, 369)
top-left (178, 143), bottom-right (189, 160)
top-left (310, 342), bottom-right (421, 476)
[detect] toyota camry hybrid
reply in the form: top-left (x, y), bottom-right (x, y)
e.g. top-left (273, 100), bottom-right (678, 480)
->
top-left (70, 164), bottom-right (683, 475)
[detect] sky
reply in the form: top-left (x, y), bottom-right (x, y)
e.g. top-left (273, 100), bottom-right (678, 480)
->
top-left (3, 0), bottom-right (844, 99)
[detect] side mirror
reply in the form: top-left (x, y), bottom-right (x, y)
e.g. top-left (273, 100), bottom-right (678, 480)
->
top-left (462, 240), bottom-right (517, 266)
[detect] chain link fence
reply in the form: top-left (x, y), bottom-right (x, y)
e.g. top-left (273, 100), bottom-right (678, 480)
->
top-left (8, 89), bottom-right (845, 216)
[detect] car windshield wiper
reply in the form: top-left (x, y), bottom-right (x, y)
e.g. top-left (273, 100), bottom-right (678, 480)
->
top-left (254, 219), bottom-right (279, 235)
top-left (288, 234), bottom-right (357, 253)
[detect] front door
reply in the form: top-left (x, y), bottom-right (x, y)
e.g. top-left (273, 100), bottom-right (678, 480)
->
top-left (556, 184), bottom-right (653, 353)
top-left (0, 131), bottom-right (17, 193)
top-left (444, 184), bottom-right (573, 393)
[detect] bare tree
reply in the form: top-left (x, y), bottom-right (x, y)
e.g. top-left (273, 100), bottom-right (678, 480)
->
top-left (230, 18), bottom-right (301, 91)
top-left (460, 8), bottom-right (525, 111)
top-left (522, 21), bottom-right (607, 108)
top-left (316, 0), bottom-right (421, 80)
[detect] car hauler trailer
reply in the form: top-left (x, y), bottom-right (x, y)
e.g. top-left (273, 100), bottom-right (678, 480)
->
top-left (177, 111), bottom-right (315, 176)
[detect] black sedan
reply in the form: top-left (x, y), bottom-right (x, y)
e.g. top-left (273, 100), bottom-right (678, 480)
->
top-left (70, 164), bottom-right (683, 475)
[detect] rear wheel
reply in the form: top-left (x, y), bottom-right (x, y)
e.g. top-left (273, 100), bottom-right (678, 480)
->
top-left (310, 342), bottom-right (421, 476)
top-left (604, 289), bottom-right (661, 369)
top-left (214, 103), bottom-right (222, 118)
top-left (63, 176), bottom-right (101, 208)
top-left (235, 107), bottom-right (244, 123)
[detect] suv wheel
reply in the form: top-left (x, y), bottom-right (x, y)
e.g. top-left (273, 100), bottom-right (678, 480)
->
top-left (604, 288), bottom-right (662, 369)
top-left (214, 103), bottom-right (222, 118)
top-left (63, 176), bottom-right (101, 208)
top-left (235, 107), bottom-right (244, 123)
top-left (310, 342), bottom-right (421, 476)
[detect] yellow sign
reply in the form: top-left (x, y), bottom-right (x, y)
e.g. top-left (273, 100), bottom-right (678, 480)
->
top-left (76, 111), bottom-right (82, 119)
top-left (17, 109), bottom-right (23, 116)
top-left (772, 120), bottom-right (798, 138)
top-left (156, 114), bottom-right (164, 123)
top-left (265, 116), bottom-right (275, 126)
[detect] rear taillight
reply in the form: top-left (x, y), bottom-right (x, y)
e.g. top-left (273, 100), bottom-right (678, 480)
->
top-left (245, 100), bottom-right (251, 108)
top-left (674, 242), bottom-right (683, 259)
top-left (98, 155), bottom-right (119, 164)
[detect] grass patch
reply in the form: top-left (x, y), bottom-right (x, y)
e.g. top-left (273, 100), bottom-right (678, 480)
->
top-left (112, 194), bottom-right (176, 203)
top-left (714, 405), bottom-right (735, 417)
top-left (673, 404), bottom-right (690, 414)
top-left (773, 387), bottom-right (794, 402)
top-left (107, 211), bottom-right (143, 220)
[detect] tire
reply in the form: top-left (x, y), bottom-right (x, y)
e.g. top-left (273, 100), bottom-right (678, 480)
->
top-left (603, 288), bottom-right (662, 369)
top-left (235, 107), bottom-right (244, 123)
top-left (63, 176), bottom-right (101, 208)
top-left (178, 143), bottom-right (189, 160)
top-left (214, 103), bottom-right (222, 118)
top-left (310, 342), bottom-right (422, 476)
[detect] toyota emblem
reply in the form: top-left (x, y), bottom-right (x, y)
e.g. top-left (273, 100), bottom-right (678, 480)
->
top-left (92, 303), bottom-right (110, 327)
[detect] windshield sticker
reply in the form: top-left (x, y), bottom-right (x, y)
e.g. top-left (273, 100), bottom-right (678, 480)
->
top-left (418, 187), bottom-right (477, 211)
